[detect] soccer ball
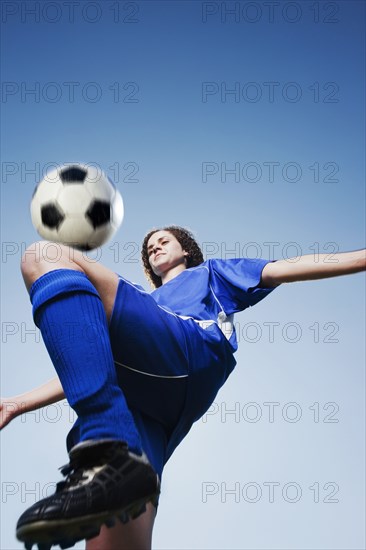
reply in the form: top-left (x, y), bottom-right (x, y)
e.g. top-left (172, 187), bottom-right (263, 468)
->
top-left (30, 164), bottom-right (124, 250)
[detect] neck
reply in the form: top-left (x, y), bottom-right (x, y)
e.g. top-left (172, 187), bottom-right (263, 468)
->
top-left (160, 264), bottom-right (187, 285)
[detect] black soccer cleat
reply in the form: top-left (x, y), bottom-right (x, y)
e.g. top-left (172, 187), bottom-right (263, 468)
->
top-left (16, 439), bottom-right (160, 550)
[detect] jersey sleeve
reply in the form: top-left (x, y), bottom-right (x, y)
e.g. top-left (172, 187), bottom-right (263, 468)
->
top-left (209, 258), bottom-right (277, 315)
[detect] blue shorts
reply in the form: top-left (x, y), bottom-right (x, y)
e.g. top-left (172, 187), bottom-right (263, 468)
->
top-left (68, 276), bottom-right (236, 480)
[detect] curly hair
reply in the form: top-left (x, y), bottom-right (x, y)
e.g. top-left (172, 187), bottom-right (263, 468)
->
top-left (141, 226), bottom-right (204, 288)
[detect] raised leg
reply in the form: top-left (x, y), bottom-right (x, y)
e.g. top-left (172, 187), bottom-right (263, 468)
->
top-left (17, 244), bottom-right (160, 549)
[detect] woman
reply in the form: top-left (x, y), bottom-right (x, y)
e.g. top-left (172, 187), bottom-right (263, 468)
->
top-left (1, 226), bottom-right (365, 550)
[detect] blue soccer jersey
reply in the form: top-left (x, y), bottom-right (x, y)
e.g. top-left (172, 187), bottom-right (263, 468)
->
top-left (151, 258), bottom-right (276, 351)
top-left (68, 258), bottom-right (277, 478)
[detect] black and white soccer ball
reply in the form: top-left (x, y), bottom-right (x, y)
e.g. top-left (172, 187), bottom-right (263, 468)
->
top-left (30, 164), bottom-right (124, 250)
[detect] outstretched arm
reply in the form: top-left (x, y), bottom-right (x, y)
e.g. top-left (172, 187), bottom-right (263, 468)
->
top-left (0, 377), bottom-right (65, 430)
top-left (260, 249), bottom-right (366, 287)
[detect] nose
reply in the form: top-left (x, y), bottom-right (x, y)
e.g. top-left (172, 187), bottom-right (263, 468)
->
top-left (153, 243), bottom-right (162, 254)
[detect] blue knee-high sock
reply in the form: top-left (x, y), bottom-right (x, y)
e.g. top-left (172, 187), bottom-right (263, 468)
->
top-left (30, 268), bottom-right (142, 454)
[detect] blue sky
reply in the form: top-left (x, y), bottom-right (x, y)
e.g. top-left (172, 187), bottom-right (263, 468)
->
top-left (1, 1), bottom-right (365, 549)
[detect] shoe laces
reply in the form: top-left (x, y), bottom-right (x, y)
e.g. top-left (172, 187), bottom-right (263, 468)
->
top-left (56, 464), bottom-right (87, 493)
top-left (56, 460), bottom-right (91, 492)
top-left (56, 446), bottom-right (116, 493)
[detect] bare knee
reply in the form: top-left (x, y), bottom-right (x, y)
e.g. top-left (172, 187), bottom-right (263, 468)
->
top-left (20, 241), bottom-right (84, 290)
top-left (20, 242), bottom-right (118, 319)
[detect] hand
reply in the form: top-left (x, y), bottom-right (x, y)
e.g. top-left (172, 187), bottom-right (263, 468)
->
top-left (0, 398), bottom-right (24, 430)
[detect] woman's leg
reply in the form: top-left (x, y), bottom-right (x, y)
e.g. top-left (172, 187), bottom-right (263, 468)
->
top-left (86, 503), bottom-right (156, 550)
top-left (21, 240), bottom-right (140, 446)
top-left (17, 241), bottom-right (159, 549)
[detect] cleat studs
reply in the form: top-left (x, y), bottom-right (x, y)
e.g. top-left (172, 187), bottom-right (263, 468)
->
top-left (59, 540), bottom-right (76, 549)
top-left (25, 544), bottom-right (33, 550)
top-left (37, 544), bottom-right (51, 550)
top-left (118, 512), bottom-right (129, 524)
top-left (130, 503), bottom-right (146, 520)
top-left (150, 496), bottom-right (159, 507)
top-left (104, 518), bottom-right (116, 528)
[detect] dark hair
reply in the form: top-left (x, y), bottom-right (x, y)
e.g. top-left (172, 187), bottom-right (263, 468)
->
top-left (141, 226), bottom-right (204, 288)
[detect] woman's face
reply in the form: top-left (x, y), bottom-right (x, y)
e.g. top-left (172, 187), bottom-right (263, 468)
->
top-left (147, 230), bottom-right (188, 277)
